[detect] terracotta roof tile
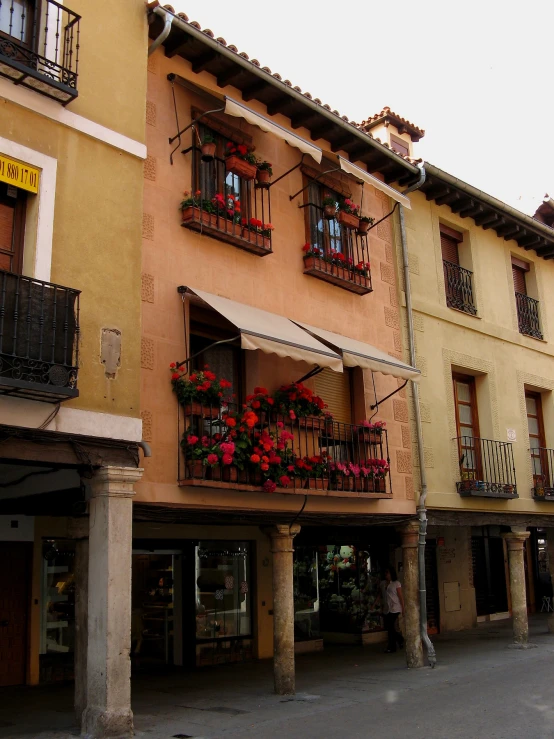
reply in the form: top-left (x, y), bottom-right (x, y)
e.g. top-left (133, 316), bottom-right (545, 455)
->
top-left (158, 5), bottom-right (418, 165)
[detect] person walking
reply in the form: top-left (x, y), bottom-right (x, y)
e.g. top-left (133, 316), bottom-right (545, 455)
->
top-left (383, 566), bottom-right (404, 653)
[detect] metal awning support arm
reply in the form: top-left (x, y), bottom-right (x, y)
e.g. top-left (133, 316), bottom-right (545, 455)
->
top-left (295, 366), bottom-right (324, 384)
top-left (175, 336), bottom-right (241, 370)
top-left (268, 156), bottom-right (305, 189)
top-left (370, 379), bottom-right (408, 410)
top-left (367, 201), bottom-right (399, 232)
top-left (289, 166), bottom-right (343, 202)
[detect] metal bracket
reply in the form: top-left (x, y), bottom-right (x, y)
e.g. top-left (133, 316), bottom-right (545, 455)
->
top-left (370, 379), bottom-right (408, 410)
top-left (289, 166), bottom-right (344, 202)
top-left (295, 366), bottom-right (324, 384)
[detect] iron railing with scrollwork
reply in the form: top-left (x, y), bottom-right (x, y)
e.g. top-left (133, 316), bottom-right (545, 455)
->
top-left (443, 260), bottom-right (477, 315)
top-left (515, 292), bottom-right (543, 340)
top-left (0, 270), bottom-right (80, 399)
top-left (456, 436), bottom-right (517, 498)
top-left (0, 0), bottom-right (80, 103)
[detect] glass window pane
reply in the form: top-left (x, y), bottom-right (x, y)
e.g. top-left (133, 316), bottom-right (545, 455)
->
top-left (527, 417), bottom-right (539, 436)
top-left (526, 396), bottom-right (538, 415)
top-left (530, 436), bottom-right (541, 450)
top-left (458, 404), bottom-right (473, 425)
top-left (41, 540), bottom-right (76, 656)
top-left (456, 381), bottom-right (471, 402)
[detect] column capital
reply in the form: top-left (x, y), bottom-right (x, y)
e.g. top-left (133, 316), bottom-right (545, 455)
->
top-left (89, 465), bottom-right (143, 500)
top-left (502, 530), bottom-right (530, 550)
top-left (264, 524), bottom-right (301, 553)
top-left (398, 520), bottom-right (419, 548)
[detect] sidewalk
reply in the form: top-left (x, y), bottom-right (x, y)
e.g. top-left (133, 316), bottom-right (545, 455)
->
top-left (2, 615), bottom-right (553, 739)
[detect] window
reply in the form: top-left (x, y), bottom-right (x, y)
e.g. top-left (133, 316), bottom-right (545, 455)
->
top-left (441, 225), bottom-right (476, 315)
top-left (390, 134), bottom-right (410, 158)
top-left (453, 374), bottom-right (481, 478)
top-left (303, 182), bottom-right (372, 295)
top-left (512, 257), bottom-right (542, 339)
top-left (0, 183), bottom-right (26, 274)
top-left (314, 367), bottom-right (352, 424)
top-left (0, 0), bottom-right (34, 44)
top-left (526, 392), bottom-right (548, 488)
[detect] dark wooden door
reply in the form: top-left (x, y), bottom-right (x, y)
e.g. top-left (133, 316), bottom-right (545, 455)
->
top-left (425, 540), bottom-right (440, 634)
top-left (471, 535), bottom-right (508, 616)
top-left (0, 542), bottom-right (31, 686)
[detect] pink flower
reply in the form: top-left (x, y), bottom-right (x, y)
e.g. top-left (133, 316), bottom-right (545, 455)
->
top-left (186, 435), bottom-right (199, 445)
top-left (207, 453), bottom-right (218, 465)
top-left (279, 475), bottom-right (292, 487)
top-left (222, 453), bottom-right (233, 465)
top-left (220, 441), bottom-right (235, 455)
top-left (263, 480), bottom-right (277, 493)
top-left (277, 421), bottom-right (284, 428)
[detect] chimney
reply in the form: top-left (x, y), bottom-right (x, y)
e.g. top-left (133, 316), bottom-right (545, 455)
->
top-left (359, 106), bottom-right (424, 159)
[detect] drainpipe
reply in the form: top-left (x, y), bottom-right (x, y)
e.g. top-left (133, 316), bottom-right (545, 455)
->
top-left (147, 2), bottom-right (173, 56)
top-left (399, 165), bottom-right (437, 667)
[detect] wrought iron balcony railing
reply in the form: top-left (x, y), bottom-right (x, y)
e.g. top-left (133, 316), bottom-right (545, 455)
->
top-left (515, 292), bottom-right (543, 340)
top-left (443, 260), bottom-right (477, 315)
top-left (303, 206), bottom-right (372, 295)
top-left (531, 447), bottom-right (554, 500)
top-left (181, 149), bottom-right (272, 256)
top-left (0, 0), bottom-right (80, 104)
top-left (0, 270), bottom-right (80, 401)
top-left (178, 404), bottom-right (391, 497)
top-left (456, 436), bottom-right (517, 498)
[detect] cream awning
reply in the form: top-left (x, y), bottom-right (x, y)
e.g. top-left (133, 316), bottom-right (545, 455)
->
top-left (338, 156), bottom-right (411, 209)
top-left (188, 289), bottom-right (342, 372)
top-left (225, 97), bottom-right (322, 163)
top-left (294, 322), bottom-right (420, 381)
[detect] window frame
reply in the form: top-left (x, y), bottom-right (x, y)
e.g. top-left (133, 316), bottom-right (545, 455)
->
top-left (453, 373), bottom-right (482, 479)
top-left (526, 391), bottom-right (548, 487)
top-left (0, 183), bottom-right (27, 275)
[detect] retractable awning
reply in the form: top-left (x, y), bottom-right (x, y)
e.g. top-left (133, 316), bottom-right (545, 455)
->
top-left (338, 156), bottom-right (411, 209)
top-left (294, 322), bottom-right (420, 381)
top-left (224, 98), bottom-right (322, 163)
top-left (186, 288), bottom-right (342, 371)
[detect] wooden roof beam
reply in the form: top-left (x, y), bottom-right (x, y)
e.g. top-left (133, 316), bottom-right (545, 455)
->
top-left (458, 202), bottom-right (483, 219)
top-left (482, 216), bottom-right (505, 230)
top-left (449, 197), bottom-right (473, 214)
top-left (241, 79), bottom-right (267, 101)
top-left (474, 210), bottom-right (501, 227)
top-left (495, 223), bottom-right (521, 240)
top-left (290, 111), bottom-right (318, 130)
top-left (164, 35), bottom-right (190, 58)
top-left (191, 50), bottom-right (218, 74)
top-left (216, 65), bottom-right (244, 88)
top-left (266, 95), bottom-right (294, 115)
top-left (425, 183), bottom-right (450, 201)
top-left (331, 134), bottom-right (355, 153)
top-left (516, 233), bottom-right (543, 249)
top-left (310, 121), bottom-right (336, 142)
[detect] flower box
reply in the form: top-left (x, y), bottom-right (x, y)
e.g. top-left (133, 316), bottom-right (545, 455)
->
top-left (305, 478), bottom-right (329, 492)
top-left (303, 255), bottom-right (329, 273)
top-left (181, 206), bottom-right (219, 229)
top-left (241, 229), bottom-right (271, 251)
top-left (183, 402), bottom-right (219, 419)
top-left (187, 460), bottom-right (204, 479)
top-left (357, 427), bottom-right (383, 444)
top-left (222, 466), bottom-right (239, 483)
top-left (226, 155), bottom-right (257, 181)
top-left (337, 211), bottom-right (360, 230)
top-left (363, 477), bottom-right (386, 493)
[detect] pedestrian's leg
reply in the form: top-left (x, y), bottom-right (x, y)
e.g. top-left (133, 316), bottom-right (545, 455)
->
top-left (395, 613), bottom-right (404, 648)
top-left (385, 613), bottom-right (396, 652)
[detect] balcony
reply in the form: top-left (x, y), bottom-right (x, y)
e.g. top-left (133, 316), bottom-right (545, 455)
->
top-left (443, 260), bottom-right (477, 315)
top-left (0, 270), bottom-right (80, 401)
top-left (303, 212), bottom-right (372, 295)
top-left (178, 407), bottom-right (391, 498)
top-left (181, 150), bottom-right (272, 257)
top-left (0, 0), bottom-right (80, 104)
top-left (531, 447), bottom-right (554, 501)
top-left (455, 436), bottom-right (517, 498)
top-left (515, 292), bottom-right (542, 340)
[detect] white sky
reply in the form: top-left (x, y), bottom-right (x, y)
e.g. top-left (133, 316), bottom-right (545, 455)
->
top-left (172, 0), bottom-right (554, 214)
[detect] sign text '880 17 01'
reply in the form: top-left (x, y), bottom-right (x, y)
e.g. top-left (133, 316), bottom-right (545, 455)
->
top-left (0, 154), bottom-right (40, 193)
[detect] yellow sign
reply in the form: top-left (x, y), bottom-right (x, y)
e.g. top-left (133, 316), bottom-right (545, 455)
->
top-left (0, 154), bottom-right (40, 193)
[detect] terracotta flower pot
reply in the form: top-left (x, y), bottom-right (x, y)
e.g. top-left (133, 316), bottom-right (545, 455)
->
top-left (241, 228), bottom-right (271, 250)
top-left (324, 204), bottom-right (337, 220)
top-left (181, 207), bottom-right (219, 229)
top-left (337, 211), bottom-right (360, 230)
top-left (201, 142), bottom-right (216, 161)
top-left (183, 401), bottom-right (203, 417)
top-left (305, 478), bottom-right (329, 491)
top-left (208, 465), bottom-right (222, 481)
top-left (256, 168), bottom-right (271, 186)
top-left (357, 220), bottom-right (371, 235)
top-left (250, 469), bottom-right (262, 486)
top-left (363, 477), bottom-right (374, 492)
top-left (222, 466), bottom-right (238, 482)
top-left (187, 460), bottom-right (204, 479)
top-left (226, 155), bottom-right (257, 181)
top-left (353, 478), bottom-right (364, 492)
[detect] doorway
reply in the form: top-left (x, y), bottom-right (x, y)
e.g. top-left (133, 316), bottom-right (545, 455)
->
top-left (0, 542), bottom-right (31, 686)
top-left (471, 530), bottom-right (508, 616)
top-left (425, 540), bottom-right (440, 634)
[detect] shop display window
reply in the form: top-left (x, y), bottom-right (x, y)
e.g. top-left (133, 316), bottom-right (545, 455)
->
top-left (40, 540), bottom-right (76, 655)
top-left (294, 546), bottom-right (320, 641)
top-left (317, 544), bottom-right (385, 634)
top-left (195, 541), bottom-right (252, 666)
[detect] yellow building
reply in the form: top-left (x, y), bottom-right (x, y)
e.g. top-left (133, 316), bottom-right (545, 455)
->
top-left (373, 113), bottom-right (554, 637)
top-left (0, 0), bottom-right (147, 735)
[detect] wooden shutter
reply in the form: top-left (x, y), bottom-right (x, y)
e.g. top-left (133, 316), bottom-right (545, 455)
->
top-left (314, 367), bottom-right (352, 424)
top-left (512, 264), bottom-right (527, 295)
top-left (0, 186), bottom-right (25, 274)
top-left (440, 231), bottom-right (460, 265)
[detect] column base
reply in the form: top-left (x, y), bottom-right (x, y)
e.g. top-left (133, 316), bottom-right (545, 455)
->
top-left (506, 642), bottom-right (537, 650)
top-left (82, 707), bottom-right (134, 739)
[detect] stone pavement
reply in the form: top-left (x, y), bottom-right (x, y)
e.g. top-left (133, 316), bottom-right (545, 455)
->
top-left (2, 616), bottom-right (554, 739)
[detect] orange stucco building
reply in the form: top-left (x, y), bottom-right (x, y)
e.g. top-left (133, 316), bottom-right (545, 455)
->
top-left (138, 3), bottom-right (425, 680)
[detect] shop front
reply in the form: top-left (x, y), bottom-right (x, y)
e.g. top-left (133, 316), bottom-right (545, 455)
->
top-left (293, 528), bottom-right (398, 650)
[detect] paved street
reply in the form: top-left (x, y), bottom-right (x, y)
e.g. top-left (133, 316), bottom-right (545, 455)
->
top-left (2, 616), bottom-right (554, 739)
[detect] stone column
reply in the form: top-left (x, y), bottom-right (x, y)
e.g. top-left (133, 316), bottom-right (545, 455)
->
top-left (81, 466), bottom-right (142, 739)
top-left (502, 528), bottom-right (530, 646)
top-left (546, 529), bottom-right (554, 634)
top-left (68, 517), bottom-right (90, 727)
top-left (268, 524), bottom-right (300, 696)
top-left (399, 521), bottom-right (424, 668)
